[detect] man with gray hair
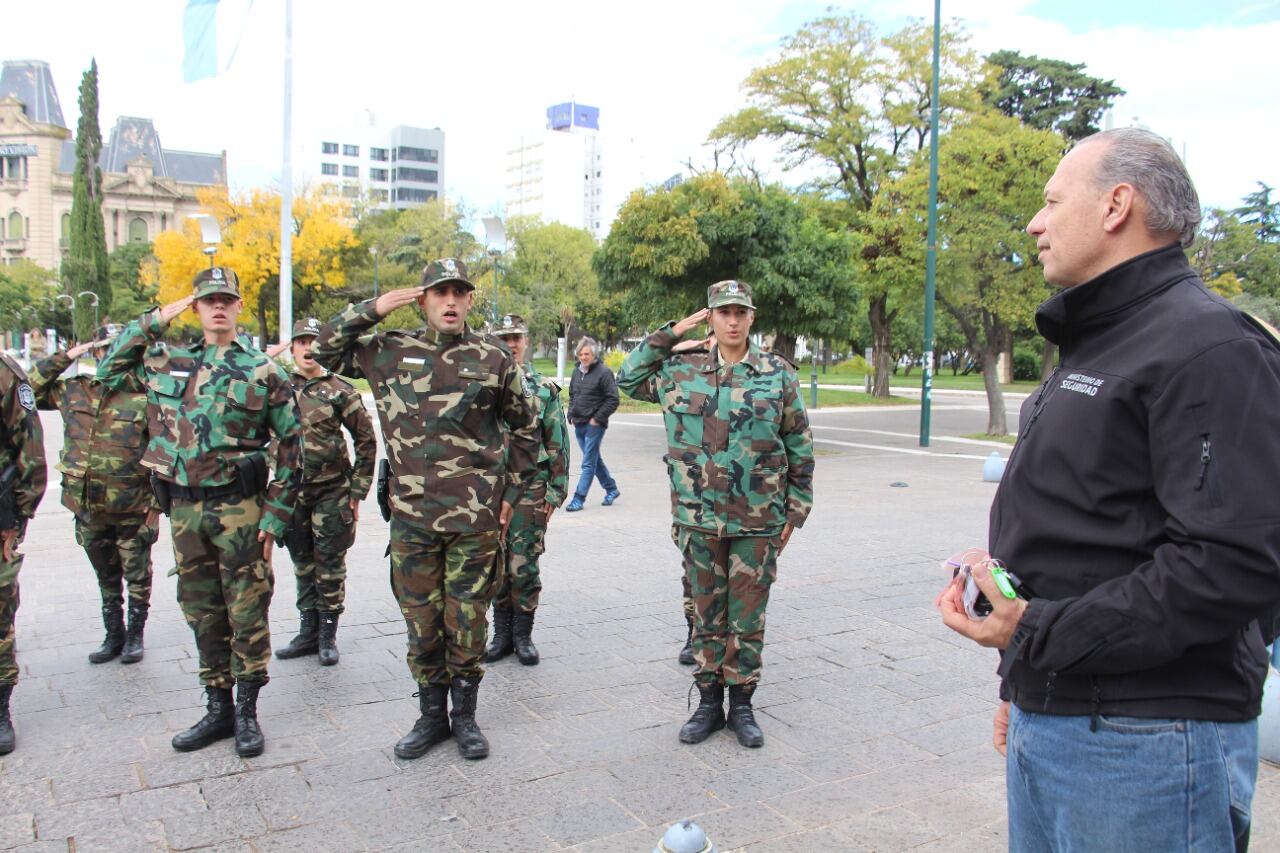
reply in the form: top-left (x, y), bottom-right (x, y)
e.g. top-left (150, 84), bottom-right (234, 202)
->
top-left (938, 127), bottom-right (1280, 851)
top-left (565, 336), bottom-right (620, 512)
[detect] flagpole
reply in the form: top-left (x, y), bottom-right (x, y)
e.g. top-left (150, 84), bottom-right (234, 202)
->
top-left (278, 0), bottom-right (293, 345)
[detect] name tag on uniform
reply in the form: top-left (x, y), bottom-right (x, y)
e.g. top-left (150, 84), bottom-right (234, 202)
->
top-left (401, 358), bottom-right (425, 367)
top-left (170, 370), bottom-right (190, 378)
top-left (458, 365), bottom-right (487, 380)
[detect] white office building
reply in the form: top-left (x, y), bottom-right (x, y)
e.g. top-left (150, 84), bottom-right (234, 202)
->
top-left (305, 117), bottom-right (444, 210)
top-left (505, 102), bottom-right (605, 239)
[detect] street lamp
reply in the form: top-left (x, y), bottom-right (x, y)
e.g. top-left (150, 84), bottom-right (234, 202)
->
top-left (78, 291), bottom-right (100, 331)
top-left (481, 216), bottom-right (506, 325)
top-left (370, 246), bottom-right (380, 299)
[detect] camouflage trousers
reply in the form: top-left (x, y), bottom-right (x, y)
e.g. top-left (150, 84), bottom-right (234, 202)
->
top-left (170, 493), bottom-right (274, 688)
top-left (674, 526), bottom-right (779, 687)
top-left (0, 526), bottom-right (27, 685)
top-left (494, 499), bottom-right (547, 613)
top-left (390, 518), bottom-right (499, 686)
top-left (284, 483), bottom-right (356, 614)
top-left (75, 511), bottom-right (158, 609)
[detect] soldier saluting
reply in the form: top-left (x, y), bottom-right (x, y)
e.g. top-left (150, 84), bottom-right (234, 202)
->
top-left (269, 318), bottom-right (376, 666)
top-left (0, 351), bottom-right (46, 756)
top-left (618, 280), bottom-right (814, 749)
top-left (97, 267), bottom-right (302, 758)
top-left (313, 258), bottom-right (538, 761)
top-left (28, 325), bottom-right (160, 665)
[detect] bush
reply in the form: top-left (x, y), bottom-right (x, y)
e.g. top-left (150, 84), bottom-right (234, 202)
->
top-left (1012, 344), bottom-right (1040, 381)
top-left (828, 355), bottom-right (869, 375)
top-left (603, 349), bottom-right (626, 372)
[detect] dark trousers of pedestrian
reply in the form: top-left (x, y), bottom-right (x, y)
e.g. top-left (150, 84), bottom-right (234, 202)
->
top-left (572, 422), bottom-right (616, 499)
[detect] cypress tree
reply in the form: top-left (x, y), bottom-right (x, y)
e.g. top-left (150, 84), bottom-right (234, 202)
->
top-left (66, 59), bottom-right (110, 341)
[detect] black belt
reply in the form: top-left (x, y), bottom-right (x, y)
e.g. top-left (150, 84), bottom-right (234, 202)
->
top-left (168, 481), bottom-right (245, 503)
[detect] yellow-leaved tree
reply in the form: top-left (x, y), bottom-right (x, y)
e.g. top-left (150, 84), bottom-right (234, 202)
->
top-left (146, 186), bottom-right (359, 340)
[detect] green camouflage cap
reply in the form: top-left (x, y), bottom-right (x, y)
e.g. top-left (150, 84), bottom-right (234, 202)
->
top-left (707, 279), bottom-right (755, 310)
top-left (420, 257), bottom-right (475, 292)
top-left (494, 313), bottom-right (528, 336)
top-left (192, 266), bottom-right (241, 299)
top-left (291, 317), bottom-right (323, 341)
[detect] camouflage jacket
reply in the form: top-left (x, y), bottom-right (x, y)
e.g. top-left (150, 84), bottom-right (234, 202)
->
top-left (28, 351), bottom-right (155, 518)
top-left (96, 310), bottom-right (303, 539)
top-left (0, 353), bottom-right (46, 531)
top-left (311, 299), bottom-right (538, 533)
top-left (617, 323), bottom-right (815, 536)
top-left (518, 363), bottom-right (570, 508)
top-left (288, 368), bottom-right (377, 498)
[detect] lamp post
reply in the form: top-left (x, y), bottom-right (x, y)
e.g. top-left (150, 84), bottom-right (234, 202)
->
top-left (78, 291), bottom-right (99, 331)
top-left (370, 246), bottom-right (380, 299)
top-left (55, 294), bottom-right (74, 350)
top-left (481, 216), bottom-right (506, 325)
top-left (918, 0), bottom-right (942, 447)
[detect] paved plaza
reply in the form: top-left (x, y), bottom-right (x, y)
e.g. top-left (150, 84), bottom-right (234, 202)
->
top-left (4, 396), bottom-right (1280, 852)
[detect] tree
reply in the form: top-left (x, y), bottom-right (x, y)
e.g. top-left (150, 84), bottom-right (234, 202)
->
top-left (64, 60), bottom-right (110, 341)
top-left (983, 50), bottom-right (1125, 142)
top-left (595, 173), bottom-right (858, 354)
top-left (0, 262), bottom-right (61, 347)
top-left (147, 186), bottom-right (359, 341)
top-left (108, 242), bottom-right (158, 323)
top-left (710, 12), bottom-right (986, 396)
top-left (1234, 182), bottom-right (1280, 242)
top-left (1189, 208), bottom-right (1280, 299)
top-left (870, 112), bottom-right (1061, 434)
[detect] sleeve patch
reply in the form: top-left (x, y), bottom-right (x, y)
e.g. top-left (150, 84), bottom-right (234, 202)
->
top-left (17, 383), bottom-right (35, 411)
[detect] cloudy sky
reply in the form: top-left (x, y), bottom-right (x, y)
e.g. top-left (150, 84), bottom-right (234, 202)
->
top-left (4, 0), bottom-right (1277, 220)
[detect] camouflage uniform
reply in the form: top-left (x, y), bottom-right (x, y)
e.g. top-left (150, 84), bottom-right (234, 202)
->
top-left (617, 279), bottom-right (814, 746)
top-left (486, 315), bottom-right (570, 666)
top-left (28, 333), bottom-right (159, 664)
top-left (275, 317), bottom-right (376, 666)
top-left (97, 267), bottom-right (301, 756)
top-left (312, 258), bottom-right (538, 760)
top-left (0, 353), bottom-right (47, 755)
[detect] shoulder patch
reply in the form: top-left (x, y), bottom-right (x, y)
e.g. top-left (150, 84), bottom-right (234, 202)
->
top-left (17, 383), bottom-right (35, 411)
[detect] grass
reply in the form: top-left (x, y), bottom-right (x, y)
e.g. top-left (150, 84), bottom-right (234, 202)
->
top-left (962, 432), bottom-right (1018, 445)
top-left (814, 370), bottom-right (1040, 393)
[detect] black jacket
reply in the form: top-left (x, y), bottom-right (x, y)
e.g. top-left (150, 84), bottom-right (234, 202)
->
top-left (993, 244), bottom-right (1280, 722)
top-left (568, 360), bottom-right (619, 427)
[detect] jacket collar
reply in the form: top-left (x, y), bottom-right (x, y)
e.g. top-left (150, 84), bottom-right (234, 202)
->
top-left (703, 342), bottom-right (768, 373)
top-left (420, 324), bottom-right (469, 346)
top-left (1036, 243), bottom-right (1196, 344)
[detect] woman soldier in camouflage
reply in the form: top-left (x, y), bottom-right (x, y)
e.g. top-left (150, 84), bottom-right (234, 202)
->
top-left (617, 280), bottom-right (814, 748)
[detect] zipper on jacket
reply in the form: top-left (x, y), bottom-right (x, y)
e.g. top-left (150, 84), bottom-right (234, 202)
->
top-left (1042, 671), bottom-right (1057, 711)
top-left (1196, 436), bottom-right (1211, 490)
top-left (1005, 368), bottom-right (1061, 475)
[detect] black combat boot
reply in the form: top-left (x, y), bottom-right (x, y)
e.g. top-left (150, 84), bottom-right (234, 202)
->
top-left (678, 681), bottom-right (725, 744)
top-left (317, 612), bottom-right (340, 666)
top-left (485, 605), bottom-right (514, 662)
top-left (274, 610), bottom-right (319, 659)
top-left (727, 684), bottom-right (765, 748)
top-left (450, 676), bottom-right (489, 760)
top-left (512, 609), bottom-right (539, 666)
top-left (88, 602), bottom-right (126, 664)
top-left (233, 682), bottom-right (265, 757)
top-left (0, 683), bottom-right (14, 755)
top-left (678, 617), bottom-right (695, 666)
top-left (393, 684), bottom-right (451, 760)
top-left (120, 603), bottom-right (148, 664)
top-left (171, 686), bottom-right (235, 751)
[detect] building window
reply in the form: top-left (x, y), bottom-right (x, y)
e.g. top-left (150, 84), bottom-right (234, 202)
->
top-left (343, 144), bottom-right (359, 157)
top-left (370, 147), bottom-right (388, 162)
top-left (342, 165), bottom-right (359, 178)
top-left (397, 167), bottom-right (437, 184)
top-left (370, 168), bottom-right (388, 182)
top-left (128, 217), bottom-right (148, 243)
top-left (60, 213), bottom-right (71, 240)
top-left (7, 211), bottom-right (23, 240)
top-left (321, 142), bottom-right (338, 154)
top-left (372, 189), bottom-right (389, 203)
top-left (161, 212), bottom-right (167, 231)
top-left (396, 188), bottom-right (437, 203)
top-left (341, 185), bottom-right (360, 198)
top-left (321, 163), bottom-right (339, 176)
top-left (397, 146), bottom-right (438, 163)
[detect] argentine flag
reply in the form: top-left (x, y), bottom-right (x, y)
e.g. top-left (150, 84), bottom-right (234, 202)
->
top-left (183, 0), bottom-right (254, 84)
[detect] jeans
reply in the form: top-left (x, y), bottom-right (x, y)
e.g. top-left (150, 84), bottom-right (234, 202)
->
top-left (572, 422), bottom-right (616, 499)
top-left (1007, 705), bottom-right (1258, 853)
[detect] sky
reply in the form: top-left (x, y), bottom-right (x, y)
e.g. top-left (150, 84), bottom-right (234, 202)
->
top-left (3, 0), bottom-right (1277, 224)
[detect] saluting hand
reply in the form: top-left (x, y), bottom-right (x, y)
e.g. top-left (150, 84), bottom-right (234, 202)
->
top-left (673, 308), bottom-right (710, 338)
top-left (264, 341), bottom-right (290, 359)
top-left (373, 288), bottom-right (423, 319)
top-left (65, 341), bottom-right (96, 360)
top-left (672, 334), bottom-right (714, 354)
top-left (159, 295), bottom-right (195, 323)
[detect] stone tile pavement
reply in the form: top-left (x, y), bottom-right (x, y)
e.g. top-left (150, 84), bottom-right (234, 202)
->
top-left (4, 404), bottom-right (1280, 851)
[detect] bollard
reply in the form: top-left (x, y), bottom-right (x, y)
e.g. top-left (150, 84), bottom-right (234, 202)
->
top-left (982, 452), bottom-right (1006, 483)
top-left (653, 820), bottom-right (717, 853)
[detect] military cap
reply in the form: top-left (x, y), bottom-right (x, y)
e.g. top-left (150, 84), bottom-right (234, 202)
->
top-left (291, 317), bottom-right (323, 341)
top-left (494, 314), bottom-right (528, 337)
top-left (192, 266), bottom-right (241, 300)
top-left (707, 279), bottom-right (755, 310)
top-left (420, 257), bottom-right (475, 292)
top-left (92, 323), bottom-right (124, 347)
